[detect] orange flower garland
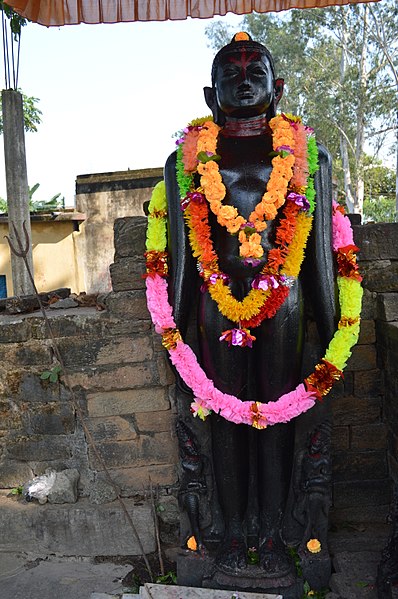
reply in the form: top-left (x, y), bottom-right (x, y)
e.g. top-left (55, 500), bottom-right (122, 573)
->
top-left (184, 193), bottom-right (312, 329)
top-left (196, 115), bottom-right (296, 259)
top-left (176, 114), bottom-right (316, 337)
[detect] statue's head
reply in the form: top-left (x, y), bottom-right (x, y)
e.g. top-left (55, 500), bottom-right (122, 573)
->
top-left (205, 32), bottom-right (284, 125)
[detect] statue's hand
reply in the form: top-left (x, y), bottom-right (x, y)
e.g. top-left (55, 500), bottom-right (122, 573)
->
top-left (176, 372), bottom-right (193, 397)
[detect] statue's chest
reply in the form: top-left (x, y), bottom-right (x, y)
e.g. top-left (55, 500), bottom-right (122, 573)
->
top-left (207, 136), bottom-right (277, 279)
top-left (217, 137), bottom-right (273, 218)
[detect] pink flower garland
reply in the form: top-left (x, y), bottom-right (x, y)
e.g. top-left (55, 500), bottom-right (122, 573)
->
top-left (146, 269), bottom-right (321, 426)
top-left (331, 200), bottom-right (354, 251)
top-left (146, 272), bottom-right (318, 426)
top-left (145, 205), bottom-right (359, 428)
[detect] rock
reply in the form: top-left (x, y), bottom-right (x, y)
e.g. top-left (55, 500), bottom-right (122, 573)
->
top-left (48, 469), bottom-right (80, 504)
top-left (89, 476), bottom-right (119, 505)
top-left (6, 296), bottom-right (39, 314)
top-left (49, 297), bottom-right (79, 310)
top-left (157, 495), bottom-right (179, 526)
top-left (0, 495), bottom-right (155, 555)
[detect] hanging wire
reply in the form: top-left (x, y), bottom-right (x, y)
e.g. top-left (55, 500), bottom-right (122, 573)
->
top-left (15, 27), bottom-right (20, 88)
top-left (1, 3), bottom-right (25, 90)
top-left (1, 8), bottom-right (10, 88)
top-left (10, 16), bottom-right (15, 87)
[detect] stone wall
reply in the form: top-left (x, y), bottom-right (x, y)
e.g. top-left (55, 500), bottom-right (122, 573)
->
top-left (108, 217), bottom-right (398, 524)
top-left (0, 302), bottom-right (177, 497)
top-left (0, 215), bottom-right (396, 557)
top-left (75, 168), bottom-right (163, 294)
top-left (354, 224), bottom-right (398, 490)
top-left (328, 223), bottom-right (398, 522)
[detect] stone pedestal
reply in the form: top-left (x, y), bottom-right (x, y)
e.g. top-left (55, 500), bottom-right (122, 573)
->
top-left (298, 548), bottom-right (331, 590)
top-left (141, 583), bottom-right (282, 598)
top-left (177, 551), bottom-right (302, 599)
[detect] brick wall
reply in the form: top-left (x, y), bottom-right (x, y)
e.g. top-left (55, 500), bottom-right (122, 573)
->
top-left (329, 223), bottom-right (398, 522)
top-left (0, 259), bottom-right (178, 497)
top-left (0, 216), bottom-right (397, 529)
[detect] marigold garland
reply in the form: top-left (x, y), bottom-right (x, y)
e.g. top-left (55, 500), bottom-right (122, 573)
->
top-left (187, 115), bottom-right (307, 260)
top-left (144, 175), bottom-right (363, 428)
top-left (175, 114), bottom-right (317, 337)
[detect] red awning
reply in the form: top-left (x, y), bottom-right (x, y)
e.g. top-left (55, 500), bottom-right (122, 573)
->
top-left (6, 0), bottom-right (380, 27)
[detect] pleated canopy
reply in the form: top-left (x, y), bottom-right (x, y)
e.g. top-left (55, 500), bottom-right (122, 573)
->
top-left (6, 0), bottom-right (380, 26)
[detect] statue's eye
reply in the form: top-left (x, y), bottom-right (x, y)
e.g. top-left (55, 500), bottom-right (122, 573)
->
top-left (222, 66), bottom-right (240, 77)
top-left (248, 65), bottom-right (267, 77)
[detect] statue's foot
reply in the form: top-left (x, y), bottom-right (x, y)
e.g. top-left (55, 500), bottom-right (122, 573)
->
top-left (259, 542), bottom-right (293, 578)
top-left (215, 536), bottom-right (247, 574)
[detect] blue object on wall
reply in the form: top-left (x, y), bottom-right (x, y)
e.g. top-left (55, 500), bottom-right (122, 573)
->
top-left (0, 275), bottom-right (7, 298)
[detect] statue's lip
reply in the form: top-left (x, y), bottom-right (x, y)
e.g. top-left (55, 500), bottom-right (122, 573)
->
top-left (236, 90), bottom-right (254, 99)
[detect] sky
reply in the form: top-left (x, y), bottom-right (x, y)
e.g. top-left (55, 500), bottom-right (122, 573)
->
top-left (0, 12), bottom-right (244, 207)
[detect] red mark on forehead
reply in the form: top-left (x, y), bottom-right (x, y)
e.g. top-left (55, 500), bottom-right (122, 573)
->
top-left (229, 50), bottom-right (262, 75)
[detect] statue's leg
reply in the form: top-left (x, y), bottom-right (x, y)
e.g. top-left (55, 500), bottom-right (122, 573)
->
top-left (198, 290), bottom-right (250, 572)
top-left (255, 282), bottom-right (304, 575)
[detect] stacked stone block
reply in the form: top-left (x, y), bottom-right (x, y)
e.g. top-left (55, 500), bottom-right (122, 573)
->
top-left (0, 211), bottom-right (397, 544)
top-left (0, 285), bottom-right (177, 498)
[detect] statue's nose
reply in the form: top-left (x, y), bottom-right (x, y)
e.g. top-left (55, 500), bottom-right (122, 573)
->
top-left (235, 68), bottom-right (250, 85)
top-left (237, 76), bottom-right (251, 89)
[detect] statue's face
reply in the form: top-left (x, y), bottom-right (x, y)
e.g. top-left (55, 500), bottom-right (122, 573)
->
top-left (214, 49), bottom-right (274, 118)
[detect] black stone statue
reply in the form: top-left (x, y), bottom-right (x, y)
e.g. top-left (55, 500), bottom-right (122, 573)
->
top-left (164, 33), bottom-right (335, 592)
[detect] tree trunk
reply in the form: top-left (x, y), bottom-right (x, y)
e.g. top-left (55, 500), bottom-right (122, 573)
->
top-left (340, 137), bottom-right (355, 213)
top-left (2, 89), bottom-right (34, 295)
top-left (339, 11), bottom-right (356, 213)
top-left (354, 5), bottom-right (369, 216)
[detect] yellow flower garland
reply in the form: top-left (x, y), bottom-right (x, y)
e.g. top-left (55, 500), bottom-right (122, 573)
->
top-left (196, 115), bottom-right (297, 258)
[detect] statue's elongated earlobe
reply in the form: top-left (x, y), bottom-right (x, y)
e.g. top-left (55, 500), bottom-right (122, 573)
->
top-left (275, 78), bottom-right (284, 105)
top-left (204, 86), bottom-right (226, 126)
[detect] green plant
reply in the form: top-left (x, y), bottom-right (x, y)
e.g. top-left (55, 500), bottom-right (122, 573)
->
top-left (0, 184), bottom-right (65, 214)
top-left (363, 196), bottom-right (397, 223)
top-left (288, 546), bottom-right (303, 577)
top-left (124, 573), bottom-right (142, 594)
top-left (29, 183), bottom-right (65, 212)
top-left (10, 485), bottom-right (23, 495)
top-left (40, 365), bottom-right (62, 383)
top-left (302, 581), bottom-right (329, 598)
top-left (0, 1), bottom-right (27, 38)
top-left (247, 546), bottom-right (260, 565)
top-left (155, 570), bottom-right (177, 585)
top-left (0, 90), bottom-right (42, 134)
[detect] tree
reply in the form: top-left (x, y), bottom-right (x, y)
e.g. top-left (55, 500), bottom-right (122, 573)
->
top-left (362, 159), bottom-right (396, 222)
top-left (0, 2), bottom-right (42, 132)
top-left (205, 2), bottom-right (398, 216)
top-left (0, 90), bottom-right (41, 133)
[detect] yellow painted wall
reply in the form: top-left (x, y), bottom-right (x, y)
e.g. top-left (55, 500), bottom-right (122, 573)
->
top-left (0, 221), bottom-right (84, 296)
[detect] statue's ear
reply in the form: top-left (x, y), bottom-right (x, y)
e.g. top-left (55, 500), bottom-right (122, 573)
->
top-left (204, 86), bottom-right (225, 126)
top-left (274, 78), bottom-right (284, 106)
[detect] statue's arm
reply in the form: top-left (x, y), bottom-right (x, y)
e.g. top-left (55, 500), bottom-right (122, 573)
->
top-left (164, 151), bottom-right (197, 337)
top-left (302, 142), bottom-right (336, 351)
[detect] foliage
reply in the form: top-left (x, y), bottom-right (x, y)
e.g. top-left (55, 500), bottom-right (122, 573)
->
top-left (155, 571), bottom-right (177, 585)
top-left (205, 2), bottom-right (398, 214)
top-left (0, 1), bottom-right (27, 39)
top-left (29, 183), bottom-right (65, 212)
top-left (0, 90), bottom-right (42, 134)
top-left (362, 159), bottom-right (396, 222)
top-left (302, 581), bottom-right (329, 598)
top-left (0, 183), bottom-right (65, 214)
top-left (363, 159), bottom-right (395, 198)
top-left (288, 546), bottom-right (303, 576)
top-left (124, 573), bottom-right (142, 594)
top-left (363, 196), bottom-right (396, 223)
top-left (40, 365), bottom-right (62, 383)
